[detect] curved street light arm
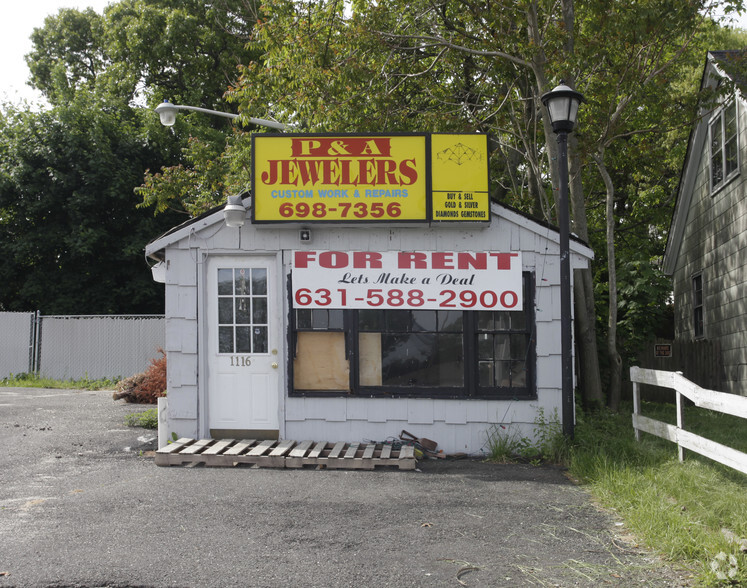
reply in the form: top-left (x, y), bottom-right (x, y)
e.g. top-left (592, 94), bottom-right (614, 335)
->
top-left (154, 101), bottom-right (287, 131)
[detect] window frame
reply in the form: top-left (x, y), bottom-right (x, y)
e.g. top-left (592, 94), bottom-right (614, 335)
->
top-left (709, 99), bottom-right (739, 194)
top-left (288, 272), bottom-right (536, 400)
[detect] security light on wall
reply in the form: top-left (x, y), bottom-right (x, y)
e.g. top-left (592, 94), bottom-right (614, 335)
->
top-left (299, 229), bottom-right (312, 243)
top-left (224, 195), bottom-right (246, 228)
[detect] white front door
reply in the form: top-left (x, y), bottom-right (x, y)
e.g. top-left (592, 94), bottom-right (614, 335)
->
top-left (207, 256), bottom-right (280, 438)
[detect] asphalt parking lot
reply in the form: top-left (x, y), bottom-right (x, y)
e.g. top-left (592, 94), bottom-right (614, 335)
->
top-left (0, 387), bottom-right (691, 587)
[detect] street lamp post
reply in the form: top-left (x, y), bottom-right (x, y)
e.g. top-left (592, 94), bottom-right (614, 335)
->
top-left (154, 100), bottom-right (288, 131)
top-left (541, 81), bottom-right (584, 439)
top-left (154, 100), bottom-right (288, 228)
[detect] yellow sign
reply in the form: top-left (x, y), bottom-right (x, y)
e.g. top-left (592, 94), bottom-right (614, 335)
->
top-left (431, 134), bottom-right (490, 223)
top-left (252, 135), bottom-right (428, 223)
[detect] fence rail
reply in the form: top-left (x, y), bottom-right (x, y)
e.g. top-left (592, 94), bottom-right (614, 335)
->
top-left (0, 312), bottom-right (164, 381)
top-left (630, 366), bottom-right (747, 475)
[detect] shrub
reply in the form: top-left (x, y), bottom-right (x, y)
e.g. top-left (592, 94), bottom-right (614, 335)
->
top-left (113, 349), bottom-right (166, 404)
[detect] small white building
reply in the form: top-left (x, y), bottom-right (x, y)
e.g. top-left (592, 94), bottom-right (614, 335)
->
top-left (145, 134), bottom-right (593, 454)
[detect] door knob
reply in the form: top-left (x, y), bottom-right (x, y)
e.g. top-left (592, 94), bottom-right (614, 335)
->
top-left (271, 362), bottom-right (279, 369)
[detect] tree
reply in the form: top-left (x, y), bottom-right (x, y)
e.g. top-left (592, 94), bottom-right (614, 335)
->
top-left (26, 0), bottom-right (261, 108)
top-left (0, 96), bottom-right (179, 313)
top-left (0, 0), bottom-right (265, 313)
top-left (574, 1), bottom-right (743, 409)
top-left (141, 0), bottom-right (745, 407)
top-left (26, 8), bottom-right (108, 105)
top-left (226, 0), bottom-right (607, 404)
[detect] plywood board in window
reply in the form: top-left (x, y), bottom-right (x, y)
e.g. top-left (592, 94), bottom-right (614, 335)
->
top-left (294, 332), bottom-right (349, 390)
top-left (359, 333), bottom-right (383, 386)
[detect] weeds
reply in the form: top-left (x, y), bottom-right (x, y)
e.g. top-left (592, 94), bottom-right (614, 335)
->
top-left (485, 407), bottom-right (568, 464)
top-left (0, 372), bottom-right (119, 390)
top-left (124, 408), bottom-right (158, 429)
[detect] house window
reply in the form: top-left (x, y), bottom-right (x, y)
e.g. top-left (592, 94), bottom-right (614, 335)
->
top-left (710, 100), bottom-right (738, 192)
top-left (290, 272), bottom-right (535, 399)
top-left (692, 274), bottom-right (704, 338)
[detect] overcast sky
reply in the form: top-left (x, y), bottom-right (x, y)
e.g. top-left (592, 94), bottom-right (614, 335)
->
top-left (2, 2), bottom-right (747, 107)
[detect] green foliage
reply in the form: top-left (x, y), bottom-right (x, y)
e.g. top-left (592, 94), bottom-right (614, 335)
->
top-left (0, 97), bottom-right (181, 313)
top-left (26, 8), bottom-right (108, 105)
top-left (0, 372), bottom-right (120, 390)
top-left (124, 407), bottom-right (158, 429)
top-left (136, 130), bottom-right (253, 216)
top-left (26, 0), bottom-right (261, 108)
top-left (569, 403), bottom-right (747, 586)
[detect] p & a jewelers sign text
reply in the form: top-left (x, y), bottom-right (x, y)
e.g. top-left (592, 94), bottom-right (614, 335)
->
top-left (292, 250), bottom-right (522, 311)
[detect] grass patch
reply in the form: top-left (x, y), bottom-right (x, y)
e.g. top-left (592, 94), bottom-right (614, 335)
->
top-left (569, 402), bottom-right (747, 586)
top-left (124, 408), bottom-right (158, 429)
top-left (0, 372), bottom-right (119, 390)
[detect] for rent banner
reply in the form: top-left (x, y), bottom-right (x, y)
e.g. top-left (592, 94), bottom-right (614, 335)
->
top-left (253, 135), bottom-right (428, 223)
top-left (292, 250), bottom-right (523, 311)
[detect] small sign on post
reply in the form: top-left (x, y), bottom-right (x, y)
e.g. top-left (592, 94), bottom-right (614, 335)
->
top-left (654, 343), bottom-right (672, 358)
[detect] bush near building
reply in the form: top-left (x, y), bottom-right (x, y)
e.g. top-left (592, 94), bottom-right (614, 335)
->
top-left (113, 349), bottom-right (166, 404)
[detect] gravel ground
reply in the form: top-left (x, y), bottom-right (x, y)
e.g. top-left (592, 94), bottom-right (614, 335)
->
top-left (0, 387), bottom-right (693, 587)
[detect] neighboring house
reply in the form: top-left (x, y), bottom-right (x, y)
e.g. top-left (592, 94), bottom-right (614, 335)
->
top-left (664, 50), bottom-right (747, 395)
top-left (145, 133), bottom-right (593, 453)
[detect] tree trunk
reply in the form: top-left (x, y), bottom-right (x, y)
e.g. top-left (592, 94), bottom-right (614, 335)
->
top-left (573, 268), bottom-right (605, 408)
top-left (561, 0), bottom-right (605, 409)
top-left (569, 133), bottom-right (605, 408)
top-left (594, 152), bottom-right (622, 411)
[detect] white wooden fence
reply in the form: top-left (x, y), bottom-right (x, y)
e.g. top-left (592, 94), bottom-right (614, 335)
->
top-left (630, 366), bottom-right (747, 475)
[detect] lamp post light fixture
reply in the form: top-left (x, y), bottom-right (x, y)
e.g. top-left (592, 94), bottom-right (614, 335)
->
top-left (154, 100), bottom-right (288, 131)
top-left (541, 80), bottom-right (584, 439)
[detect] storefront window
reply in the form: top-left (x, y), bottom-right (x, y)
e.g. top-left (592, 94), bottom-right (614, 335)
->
top-left (477, 311), bottom-right (529, 389)
top-left (291, 272), bottom-right (535, 399)
top-left (359, 310), bottom-right (464, 387)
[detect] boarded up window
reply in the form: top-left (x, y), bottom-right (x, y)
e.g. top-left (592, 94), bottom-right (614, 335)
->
top-left (359, 332), bottom-right (383, 386)
top-left (294, 332), bottom-right (349, 390)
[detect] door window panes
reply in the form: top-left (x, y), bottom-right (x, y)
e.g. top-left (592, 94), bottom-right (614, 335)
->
top-left (217, 267), bottom-right (270, 353)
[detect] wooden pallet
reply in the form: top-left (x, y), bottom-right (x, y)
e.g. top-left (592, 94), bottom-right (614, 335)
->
top-left (155, 438), bottom-right (417, 470)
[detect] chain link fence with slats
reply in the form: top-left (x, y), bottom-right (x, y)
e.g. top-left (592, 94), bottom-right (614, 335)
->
top-left (1, 313), bottom-right (164, 381)
top-left (0, 312), bottom-right (35, 378)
